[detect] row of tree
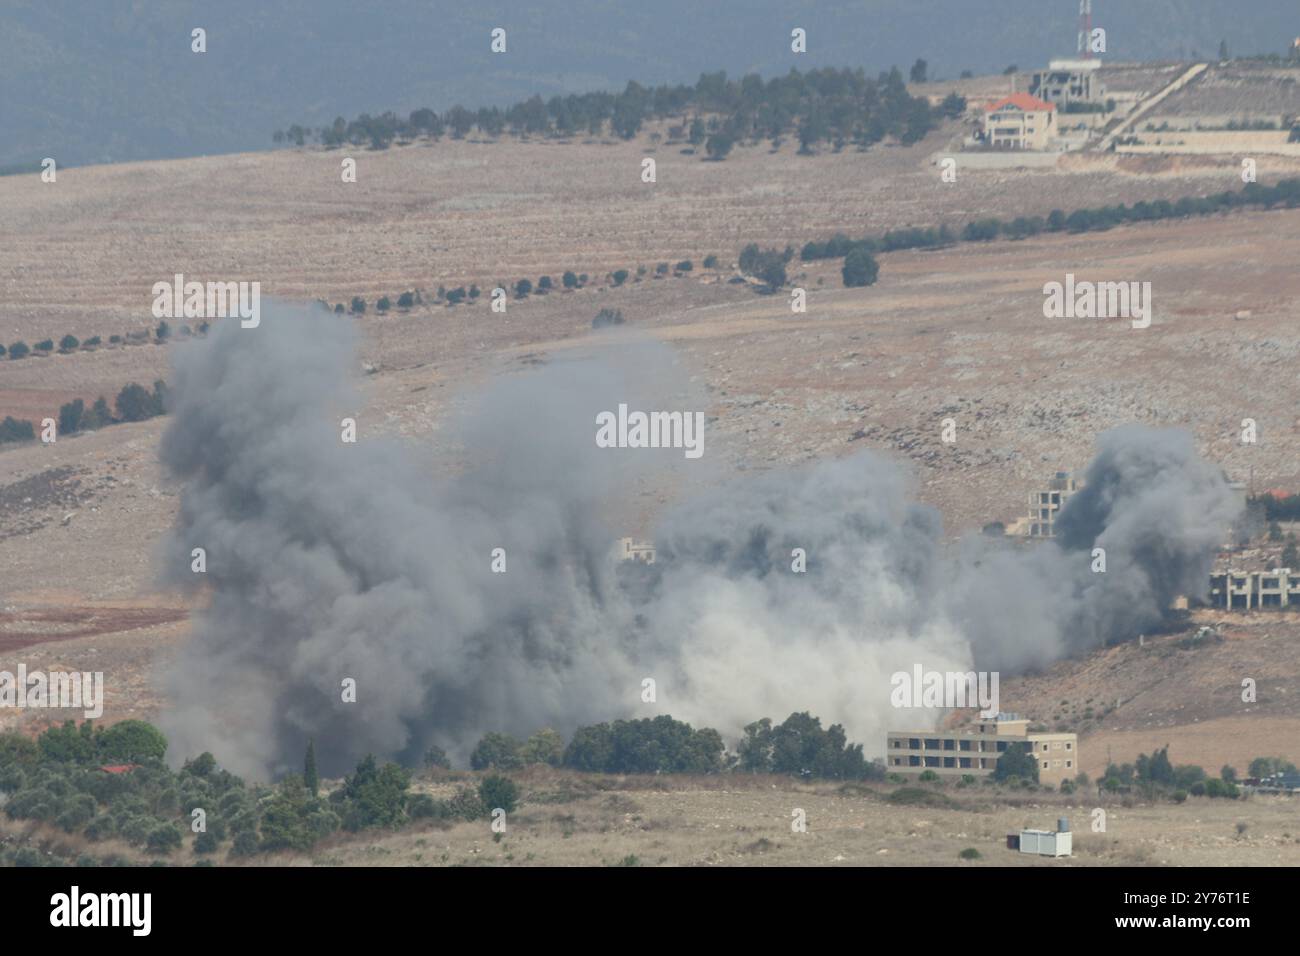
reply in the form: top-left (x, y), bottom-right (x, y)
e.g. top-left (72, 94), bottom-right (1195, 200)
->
top-left (5, 320), bottom-right (202, 364)
top-left (275, 66), bottom-right (942, 156)
top-left (792, 176), bottom-right (1300, 287)
top-left (0, 382), bottom-right (167, 447)
top-left (467, 712), bottom-right (882, 780)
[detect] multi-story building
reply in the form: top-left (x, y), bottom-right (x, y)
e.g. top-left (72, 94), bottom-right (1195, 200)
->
top-left (1029, 58), bottom-right (1105, 107)
top-left (1208, 568), bottom-right (1300, 609)
top-left (885, 713), bottom-right (1079, 787)
top-left (1026, 471), bottom-right (1080, 538)
top-left (979, 93), bottom-right (1057, 151)
top-left (616, 537), bottom-right (656, 564)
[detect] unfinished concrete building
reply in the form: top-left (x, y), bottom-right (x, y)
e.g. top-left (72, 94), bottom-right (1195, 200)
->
top-left (886, 714), bottom-right (1079, 788)
top-left (1208, 568), bottom-right (1300, 609)
top-left (1029, 58), bottom-right (1106, 107)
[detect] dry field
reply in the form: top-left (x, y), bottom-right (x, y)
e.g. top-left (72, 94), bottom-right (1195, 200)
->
top-left (1, 90), bottom-right (1299, 867)
top-left (10, 768), bottom-right (1295, 868)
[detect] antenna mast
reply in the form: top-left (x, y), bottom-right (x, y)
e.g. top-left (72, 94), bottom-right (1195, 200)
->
top-left (1078, 0), bottom-right (1093, 59)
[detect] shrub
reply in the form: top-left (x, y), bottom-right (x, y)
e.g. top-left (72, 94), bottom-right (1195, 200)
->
top-left (478, 774), bottom-right (519, 816)
top-left (538, 275), bottom-right (553, 291)
top-left (514, 278), bottom-right (532, 298)
top-left (397, 291), bottom-right (416, 309)
top-left (562, 271), bottom-right (578, 289)
top-left (705, 132), bottom-right (734, 160)
top-left (447, 788), bottom-right (485, 821)
top-left (59, 334), bottom-right (79, 352)
top-left (918, 770), bottom-right (940, 782)
top-left (0, 417), bottom-right (35, 443)
top-left (962, 218), bottom-right (1002, 242)
top-left (350, 296), bottom-right (366, 314)
top-left (611, 269), bottom-right (629, 286)
top-left (147, 823), bottom-right (183, 855)
top-left (193, 830), bottom-right (219, 854)
top-left (230, 830), bottom-right (260, 857)
top-left (842, 248), bottom-right (879, 287)
top-left (675, 260), bottom-right (693, 272)
top-left (1172, 790), bottom-right (1188, 803)
top-left (36, 339), bottom-right (54, 353)
top-left (702, 254), bottom-right (718, 268)
top-left (84, 336), bottom-right (101, 347)
top-left (8, 341), bottom-right (29, 359)
top-left (592, 308), bottom-right (625, 329)
top-left (655, 262), bottom-right (670, 275)
top-left (376, 295), bottom-right (391, 312)
top-left (58, 399), bottom-right (85, 436)
top-left (155, 321), bottom-right (170, 342)
top-left (958, 847), bottom-right (981, 860)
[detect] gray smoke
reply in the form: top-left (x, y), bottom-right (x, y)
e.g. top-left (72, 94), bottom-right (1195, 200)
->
top-left (157, 306), bottom-right (1240, 779)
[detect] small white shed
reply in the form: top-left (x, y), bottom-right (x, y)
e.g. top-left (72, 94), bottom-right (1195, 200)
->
top-left (1019, 828), bottom-right (1072, 857)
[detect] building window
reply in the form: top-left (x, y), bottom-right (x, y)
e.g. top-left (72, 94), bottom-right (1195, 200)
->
top-left (959, 740), bottom-right (971, 751)
top-left (1066, 761), bottom-right (1072, 768)
top-left (1065, 742), bottom-right (1072, 750)
top-left (1042, 761), bottom-right (1049, 769)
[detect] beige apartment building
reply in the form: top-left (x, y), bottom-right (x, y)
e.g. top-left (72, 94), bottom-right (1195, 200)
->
top-left (980, 93), bottom-right (1057, 150)
top-left (886, 714), bottom-right (1078, 787)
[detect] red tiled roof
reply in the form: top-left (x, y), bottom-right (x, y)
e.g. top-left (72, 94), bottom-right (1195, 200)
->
top-left (984, 93), bottom-right (1055, 113)
top-left (98, 764), bottom-right (139, 774)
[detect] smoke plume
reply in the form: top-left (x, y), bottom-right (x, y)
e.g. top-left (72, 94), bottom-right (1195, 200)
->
top-left (157, 306), bottom-right (1239, 778)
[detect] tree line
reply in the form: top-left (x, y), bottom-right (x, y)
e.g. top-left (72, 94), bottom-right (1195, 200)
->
top-left (0, 381), bottom-right (168, 447)
top-left (792, 176), bottom-right (1300, 287)
top-left (274, 65), bottom-right (943, 157)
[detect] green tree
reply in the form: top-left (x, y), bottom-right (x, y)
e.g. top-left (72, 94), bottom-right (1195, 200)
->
top-left (909, 58), bottom-right (928, 84)
top-left (397, 291), bottom-right (415, 309)
top-left (376, 295), bottom-right (391, 312)
top-left (115, 383), bottom-right (156, 422)
top-left (96, 720), bottom-right (168, 763)
top-left (705, 132), bottom-right (734, 160)
top-left (337, 755), bottom-right (410, 830)
top-left (0, 417), bottom-right (36, 443)
top-left (842, 247), bottom-right (879, 287)
top-left (36, 339), bottom-right (54, 353)
top-left (422, 745), bottom-right (451, 770)
top-left (147, 823), bottom-right (183, 855)
top-left (993, 742), bottom-right (1039, 782)
top-left (58, 399), bottom-right (85, 436)
top-left (155, 320), bottom-right (170, 342)
top-left (470, 732), bottom-right (522, 770)
top-left (562, 270), bottom-right (578, 289)
top-left (688, 117), bottom-right (706, 146)
top-left (8, 341), bottom-right (29, 360)
top-left (59, 334), bottom-right (79, 352)
top-left (519, 728), bottom-right (565, 766)
top-left (513, 278), bottom-right (532, 298)
top-left (304, 740), bottom-right (319, 797)
top-left (350, 296), bottom-right (366, 314)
